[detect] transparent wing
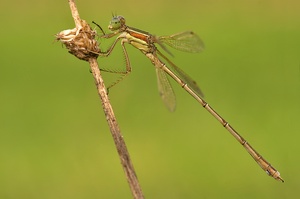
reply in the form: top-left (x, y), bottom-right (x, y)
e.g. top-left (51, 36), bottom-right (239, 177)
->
top-left (157, 50), bottom-right (204, 98)
top-left (157, 31), bottom-right (205, 53)
top-left (156, 68), bottom-right (176, 112)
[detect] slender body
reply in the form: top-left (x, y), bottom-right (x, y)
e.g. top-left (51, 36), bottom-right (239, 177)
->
top-left (100, 15), bottom-right (283, 182)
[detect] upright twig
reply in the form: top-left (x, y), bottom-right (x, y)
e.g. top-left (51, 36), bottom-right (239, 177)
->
top-left (88, 58), bottom-right (144, 199)
top-left (55, 0), bottom-right (144, 198)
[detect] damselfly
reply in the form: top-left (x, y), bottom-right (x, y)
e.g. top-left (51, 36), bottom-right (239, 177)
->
top-left (96, 15), bottom-right (283, 182)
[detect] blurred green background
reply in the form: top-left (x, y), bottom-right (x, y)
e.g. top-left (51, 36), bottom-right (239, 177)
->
top-left (0, 0), bottom-right (299, 198)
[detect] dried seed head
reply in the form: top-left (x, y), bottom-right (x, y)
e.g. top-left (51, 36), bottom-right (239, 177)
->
top-left (56, 20), bottom-right (100, 61)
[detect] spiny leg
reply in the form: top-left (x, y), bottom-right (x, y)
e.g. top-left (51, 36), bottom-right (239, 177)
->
top-left (101, 38), bottom-right (132, 93)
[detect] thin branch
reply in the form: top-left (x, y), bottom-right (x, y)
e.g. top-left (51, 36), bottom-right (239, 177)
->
top-left (88, 58), bottom-right (144, 199)
top-left (55, 0), bottom-right (144, 198)
top-left (69, 0), bottom-right (81, 28)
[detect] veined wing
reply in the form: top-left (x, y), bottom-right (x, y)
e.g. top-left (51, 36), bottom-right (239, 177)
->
top-left (157, 31), bottom-right (205, 53)
top-left (157, 50), bottom-right (204, 98)
top-left (156, 68), bottom-right (176, 112)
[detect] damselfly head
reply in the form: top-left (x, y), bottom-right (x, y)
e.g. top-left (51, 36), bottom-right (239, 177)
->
top-left (108, 15), bottom-right (126, 31)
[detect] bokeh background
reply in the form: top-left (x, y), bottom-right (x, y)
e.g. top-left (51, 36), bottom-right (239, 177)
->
top-left (1, 0), bottom-right (299, 198)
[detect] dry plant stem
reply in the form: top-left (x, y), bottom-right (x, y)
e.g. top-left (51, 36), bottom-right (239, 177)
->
top-left (69, 0), bottom-right (81, 29)
top-left (88, 58), bottom-right (144, 199)
top-left (65, 1), bottom-right (144, 198)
